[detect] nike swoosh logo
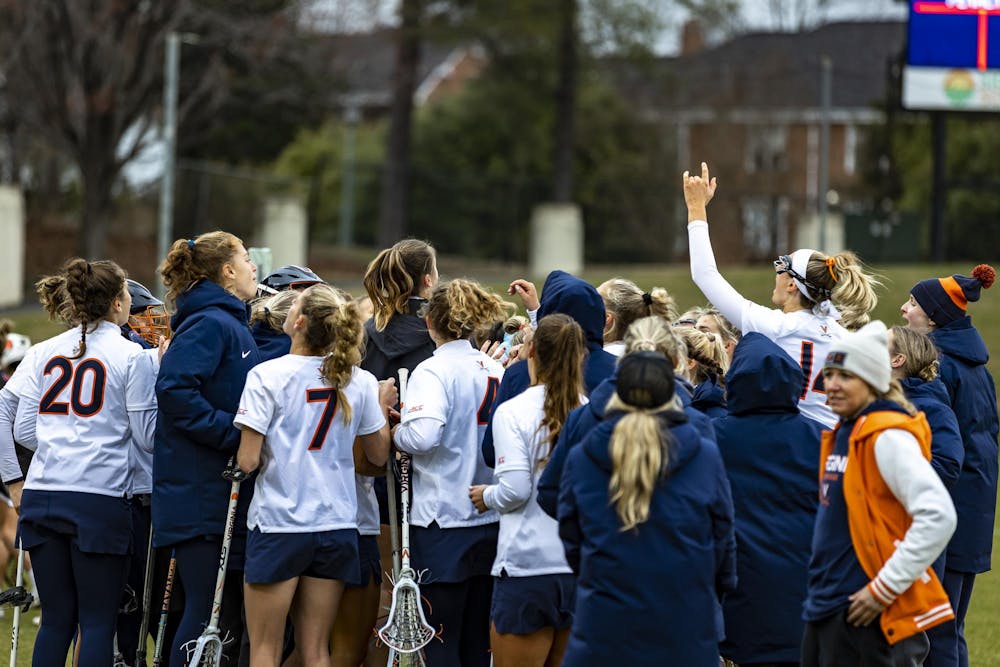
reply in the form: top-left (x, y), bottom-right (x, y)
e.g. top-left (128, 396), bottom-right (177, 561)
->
top-left (242, 350), bottom-right (252, 359)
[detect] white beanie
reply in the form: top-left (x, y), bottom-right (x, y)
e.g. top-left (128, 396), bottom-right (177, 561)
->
top-left (822, 320), bottom-right (891, 393)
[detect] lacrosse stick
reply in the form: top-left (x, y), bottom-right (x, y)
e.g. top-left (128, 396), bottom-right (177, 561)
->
top-left (152, 551), bottom-right (177, 667)
top-left (186, 460), bottom-right (248, 667)
top-left (134, 526), bottom-right (156, 666)
top-left (378, 369), bottom-right (434, 660)
top-left (113, 635), bottom-right (127, 667)
top-left (7, 538), bottom-right (32, 667)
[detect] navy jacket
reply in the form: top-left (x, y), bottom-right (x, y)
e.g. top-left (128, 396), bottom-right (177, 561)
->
top-left (901, 376), bottom-right (964, 490)
top-left (930, 317), bottom-right (999, 573)
top-left (153, 280), bottom-right (260, 555)
top-left (251, 321), bottom-right (291, 362)
top-left (482, 271), bottom-right (616, 465)
top-left (712, 333), bottom-right (823, 665)
top-left (692, 377), bottom-right (727, 420)
top-left (536, 372), bottom-right (716, 518)
top-left (558, 413), bottom-right (736, 667)
top-left (361, 298), bottom-right (434, 384)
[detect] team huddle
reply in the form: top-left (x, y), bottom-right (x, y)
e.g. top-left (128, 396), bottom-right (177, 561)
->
top-left (0, 163), bottom-right (996, 667)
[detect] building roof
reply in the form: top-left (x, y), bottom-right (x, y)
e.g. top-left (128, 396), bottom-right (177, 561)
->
top-left (609, 21), bottom-right (906, 119)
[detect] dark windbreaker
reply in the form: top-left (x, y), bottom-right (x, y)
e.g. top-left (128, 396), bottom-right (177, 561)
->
top-left (361, 298), bottom-right (435, 384)
top-left (558, 413), bottom-right (736, 667)
top-left (153, 280), bottom-right (260, 563)
top-left (712, 332), bottom-right (823, 665)
top-left (251, 321), bottom-right (291, 362)
top-left (482, 271), bottom-right (616, 466)
top-left (929, 316), bottom-right (999, 573)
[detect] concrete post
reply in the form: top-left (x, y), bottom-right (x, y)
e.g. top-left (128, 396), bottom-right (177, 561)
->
top-left (261, 196), bottom-right (308, 269)
top-left (0, 186), bottom-right (25, 308)
top-left (529, 203), bottom-right (584, 278)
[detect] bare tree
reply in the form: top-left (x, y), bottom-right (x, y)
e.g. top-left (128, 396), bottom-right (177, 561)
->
top-left (0, 1), bottom-right (305, 259)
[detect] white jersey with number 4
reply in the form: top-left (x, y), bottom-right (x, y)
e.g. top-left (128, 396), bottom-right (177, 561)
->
top-left (395, 339), bottom-right (504, 528)
top-left (235, 356), bottom-right (386, 533)
top-left (14, 321), bottom-right (157, 496)
top-left (689, 220), bottom-right (846, 428)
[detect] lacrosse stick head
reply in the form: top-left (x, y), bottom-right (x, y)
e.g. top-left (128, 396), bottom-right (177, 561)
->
top-left (378, 573), bottom-right (434, 653)
top-left (0, 586), bottom-right (33, 612)
top-left (186, 633), bottom-right (223, 667)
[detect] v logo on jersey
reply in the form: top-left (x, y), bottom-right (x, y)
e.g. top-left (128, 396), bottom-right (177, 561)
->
top-left (242, 350), bottom-right (252, 359)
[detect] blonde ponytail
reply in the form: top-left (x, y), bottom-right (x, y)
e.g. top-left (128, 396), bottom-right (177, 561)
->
top-left (299, 284), bottom-right (363, 425)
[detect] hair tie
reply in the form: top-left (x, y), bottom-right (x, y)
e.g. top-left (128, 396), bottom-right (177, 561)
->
top-left (642, 292), bottom-right (653, 306)
top-left (264, 307), bottom-right (271, 316)
top-left (188, 239), bottom-right (195, 249)
top-left (825, 257), bottom-right (838, 283)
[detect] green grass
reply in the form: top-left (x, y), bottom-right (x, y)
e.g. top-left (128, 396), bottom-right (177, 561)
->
top-left (2, 261), bottom-right (999, 665)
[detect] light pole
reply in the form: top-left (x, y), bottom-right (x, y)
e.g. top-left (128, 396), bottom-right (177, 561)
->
top-left (339, 102), bottom-right (361, 247)
top-left (157, 32), bottom-right (199, 299)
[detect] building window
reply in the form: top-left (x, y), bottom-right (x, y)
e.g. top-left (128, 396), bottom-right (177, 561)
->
top-left (745, 126), bottom-right (788, 174)
top-left (741, 197), bottom-right (789, 260)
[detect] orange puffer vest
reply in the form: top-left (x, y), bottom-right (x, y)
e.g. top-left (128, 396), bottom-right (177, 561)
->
top-left (819, 410), bottom-right (954, 644)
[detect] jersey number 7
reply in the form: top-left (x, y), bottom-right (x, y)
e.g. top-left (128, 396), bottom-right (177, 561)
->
top-left (306, 388), bottom-right (339, 451)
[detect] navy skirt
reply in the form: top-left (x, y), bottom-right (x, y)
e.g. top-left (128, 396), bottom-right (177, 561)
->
top-left (244, 528), bottom-right (359, 584)
top-left (408, 521), bottom-right (498, 584)
top-left (491, 572), bottom-right (576, 634)
top-left (19, 489), bottom-right (133, 555)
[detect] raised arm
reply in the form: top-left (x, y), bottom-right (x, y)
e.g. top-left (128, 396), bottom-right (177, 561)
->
top-left (684, 163), bottom-right (752, 329)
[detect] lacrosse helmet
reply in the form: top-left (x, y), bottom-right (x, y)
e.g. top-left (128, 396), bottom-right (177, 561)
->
top-left (261, 265), bottom-right (326, 292)
top-left (127, 279), bottom-right (171, 346)
top-left (1, 333), bottom-right (31, 369)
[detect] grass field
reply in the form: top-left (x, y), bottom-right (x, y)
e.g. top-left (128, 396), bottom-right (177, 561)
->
top-left (1, 261), bottom-right (999, 665)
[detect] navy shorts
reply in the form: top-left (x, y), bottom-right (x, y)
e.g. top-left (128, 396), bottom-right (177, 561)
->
top-left (244, 528), bottom-right (359, 584)
top-left (345, 533), bottom-right (382, 588)
top-left (490, 572), bottom-right (576, 634)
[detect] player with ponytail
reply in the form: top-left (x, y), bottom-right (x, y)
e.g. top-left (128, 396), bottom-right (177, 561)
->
top-left (597, 278), bottom-right (678, 357)
top-left (468, 314), bottom-right (586, 666)
top-left (684, 162), bottom-right (882, 428)
top-left (8, 258), bottom-right (157, 666)
top-left (902, 264), bottom-right (997, 667)
top-left (557, 350), bottom-right (736, 665)
top-left (676, 326), bottom-right (729, 420)
top-left (392, 278), bottom-right (513, 667)
top-left (154, 231), bottom-right (260, 666)
top-left (235, 284), bottom-right (394, 667)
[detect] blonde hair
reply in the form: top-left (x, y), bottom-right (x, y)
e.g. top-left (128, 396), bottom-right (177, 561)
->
top-left (599, 278), bottom-right (679, 342)
top-left (363, 239), bottom-right (436, 331)
top-left (677, 327), bottom-right (728, 384)
top-left (802, 250), bottom-right (882, 331)
top-left (623, 316), bottom-right (688, 377)
top-left (890, 325), bottom-right (940, 382)
top-left (298, 284), bottom-right (363, 425)
top-left (250, 290), bottom-right (298, 332)
top-left (38, 259), bottom-right (127, 359)
top-left (532, 314), bottom-right (586, 457)
top-left (606, 395), bottom-right (679, 531)
top-left (698, 308), bottom-right (741, 344)
top-left (424, 279), bottom-right (514, 341)
top-left (159, 231), bottom-right (245, 304)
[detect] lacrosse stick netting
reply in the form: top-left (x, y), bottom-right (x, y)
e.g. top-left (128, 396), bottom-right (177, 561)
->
top-left (378, 369), bottom-right (434, 656)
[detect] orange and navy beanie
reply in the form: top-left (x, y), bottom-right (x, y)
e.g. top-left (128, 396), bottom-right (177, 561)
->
top-left (911, 264), bottom-right (996, 327)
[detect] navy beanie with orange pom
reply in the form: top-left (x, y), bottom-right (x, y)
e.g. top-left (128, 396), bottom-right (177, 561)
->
top-left (911, 264), bottom-right (996, 327)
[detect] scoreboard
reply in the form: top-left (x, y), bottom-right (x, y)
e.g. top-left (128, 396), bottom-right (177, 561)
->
top-left (903, 0), bottom-right (1000, 110)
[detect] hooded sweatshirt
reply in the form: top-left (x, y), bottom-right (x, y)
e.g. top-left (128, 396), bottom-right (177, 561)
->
top-left (153, 280), bottom-right (260, 558)
top-left (536, 372), bottom-right (716, 518)
top-left (692, 377), bottom-right (727, 419)
top-left (900, 376), bottom-right (964, 490)
top-left (930, 316), bottom-right (998, 573)
top-left (482, 271), bottom-right (616, 465)
top-left (361, 298), bottom-right (435, 384)
top-left (712, 333), bottom-right (823, 664)
top-left (558, 414), bottom-right (736, 667)
top-left (251, 321), bottom-right (291, 362)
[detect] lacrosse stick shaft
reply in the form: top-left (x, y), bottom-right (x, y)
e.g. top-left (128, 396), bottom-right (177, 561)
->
top-left (9, 539), bottom-right (25, 667)
top-left (135, 527), bottom-right (156, 665)
top-left (386, 454), bottom-right (402, 580)
top-left (397, 368), bottom-right (411, 573)
top-left (208, 477), bottom-right (242, 632)
top-left (152, 552), bottom-right (177, 667)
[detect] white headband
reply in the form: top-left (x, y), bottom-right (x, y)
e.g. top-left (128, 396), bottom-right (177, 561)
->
top-left (789, 248), bottom-right (841, 320)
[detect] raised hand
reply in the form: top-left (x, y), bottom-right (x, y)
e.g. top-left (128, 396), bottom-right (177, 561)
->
top-left (682, 162), bottom-right (718, 222)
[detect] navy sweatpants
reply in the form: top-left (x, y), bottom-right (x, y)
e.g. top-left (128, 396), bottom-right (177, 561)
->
top-left (420, 575), bottom-right (493, 667)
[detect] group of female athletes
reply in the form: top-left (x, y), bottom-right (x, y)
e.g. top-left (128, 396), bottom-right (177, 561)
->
top-left (0, 162), bottom-right (995, 667)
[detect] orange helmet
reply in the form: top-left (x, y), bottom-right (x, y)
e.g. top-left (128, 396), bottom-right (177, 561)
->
top-left (127, 279), bottom-right (171, 346)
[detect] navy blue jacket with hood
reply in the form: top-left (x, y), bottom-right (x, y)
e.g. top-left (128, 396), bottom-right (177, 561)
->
top-left (153, 280), bottom-right (260, 559)
top-left (558, 413), bottom-right (736, 667)
top-left (251, 321), bottom-right (291, 362)
top-left (692, 377), bottom-right (727, 419)
top-left (482, 271), bottom-right (616, 466)
top-left (711, 333), bottom-right (823, 665)
top-left (901, 376), bottom-right (964, 490)
top-left (930, 317), bottom-right (999, 573)
top-left (536, 371), bottom-right (716, 518)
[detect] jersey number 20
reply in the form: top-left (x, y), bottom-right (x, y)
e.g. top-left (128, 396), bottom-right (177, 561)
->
top-left (38, 356), bottom-right (107, 417)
